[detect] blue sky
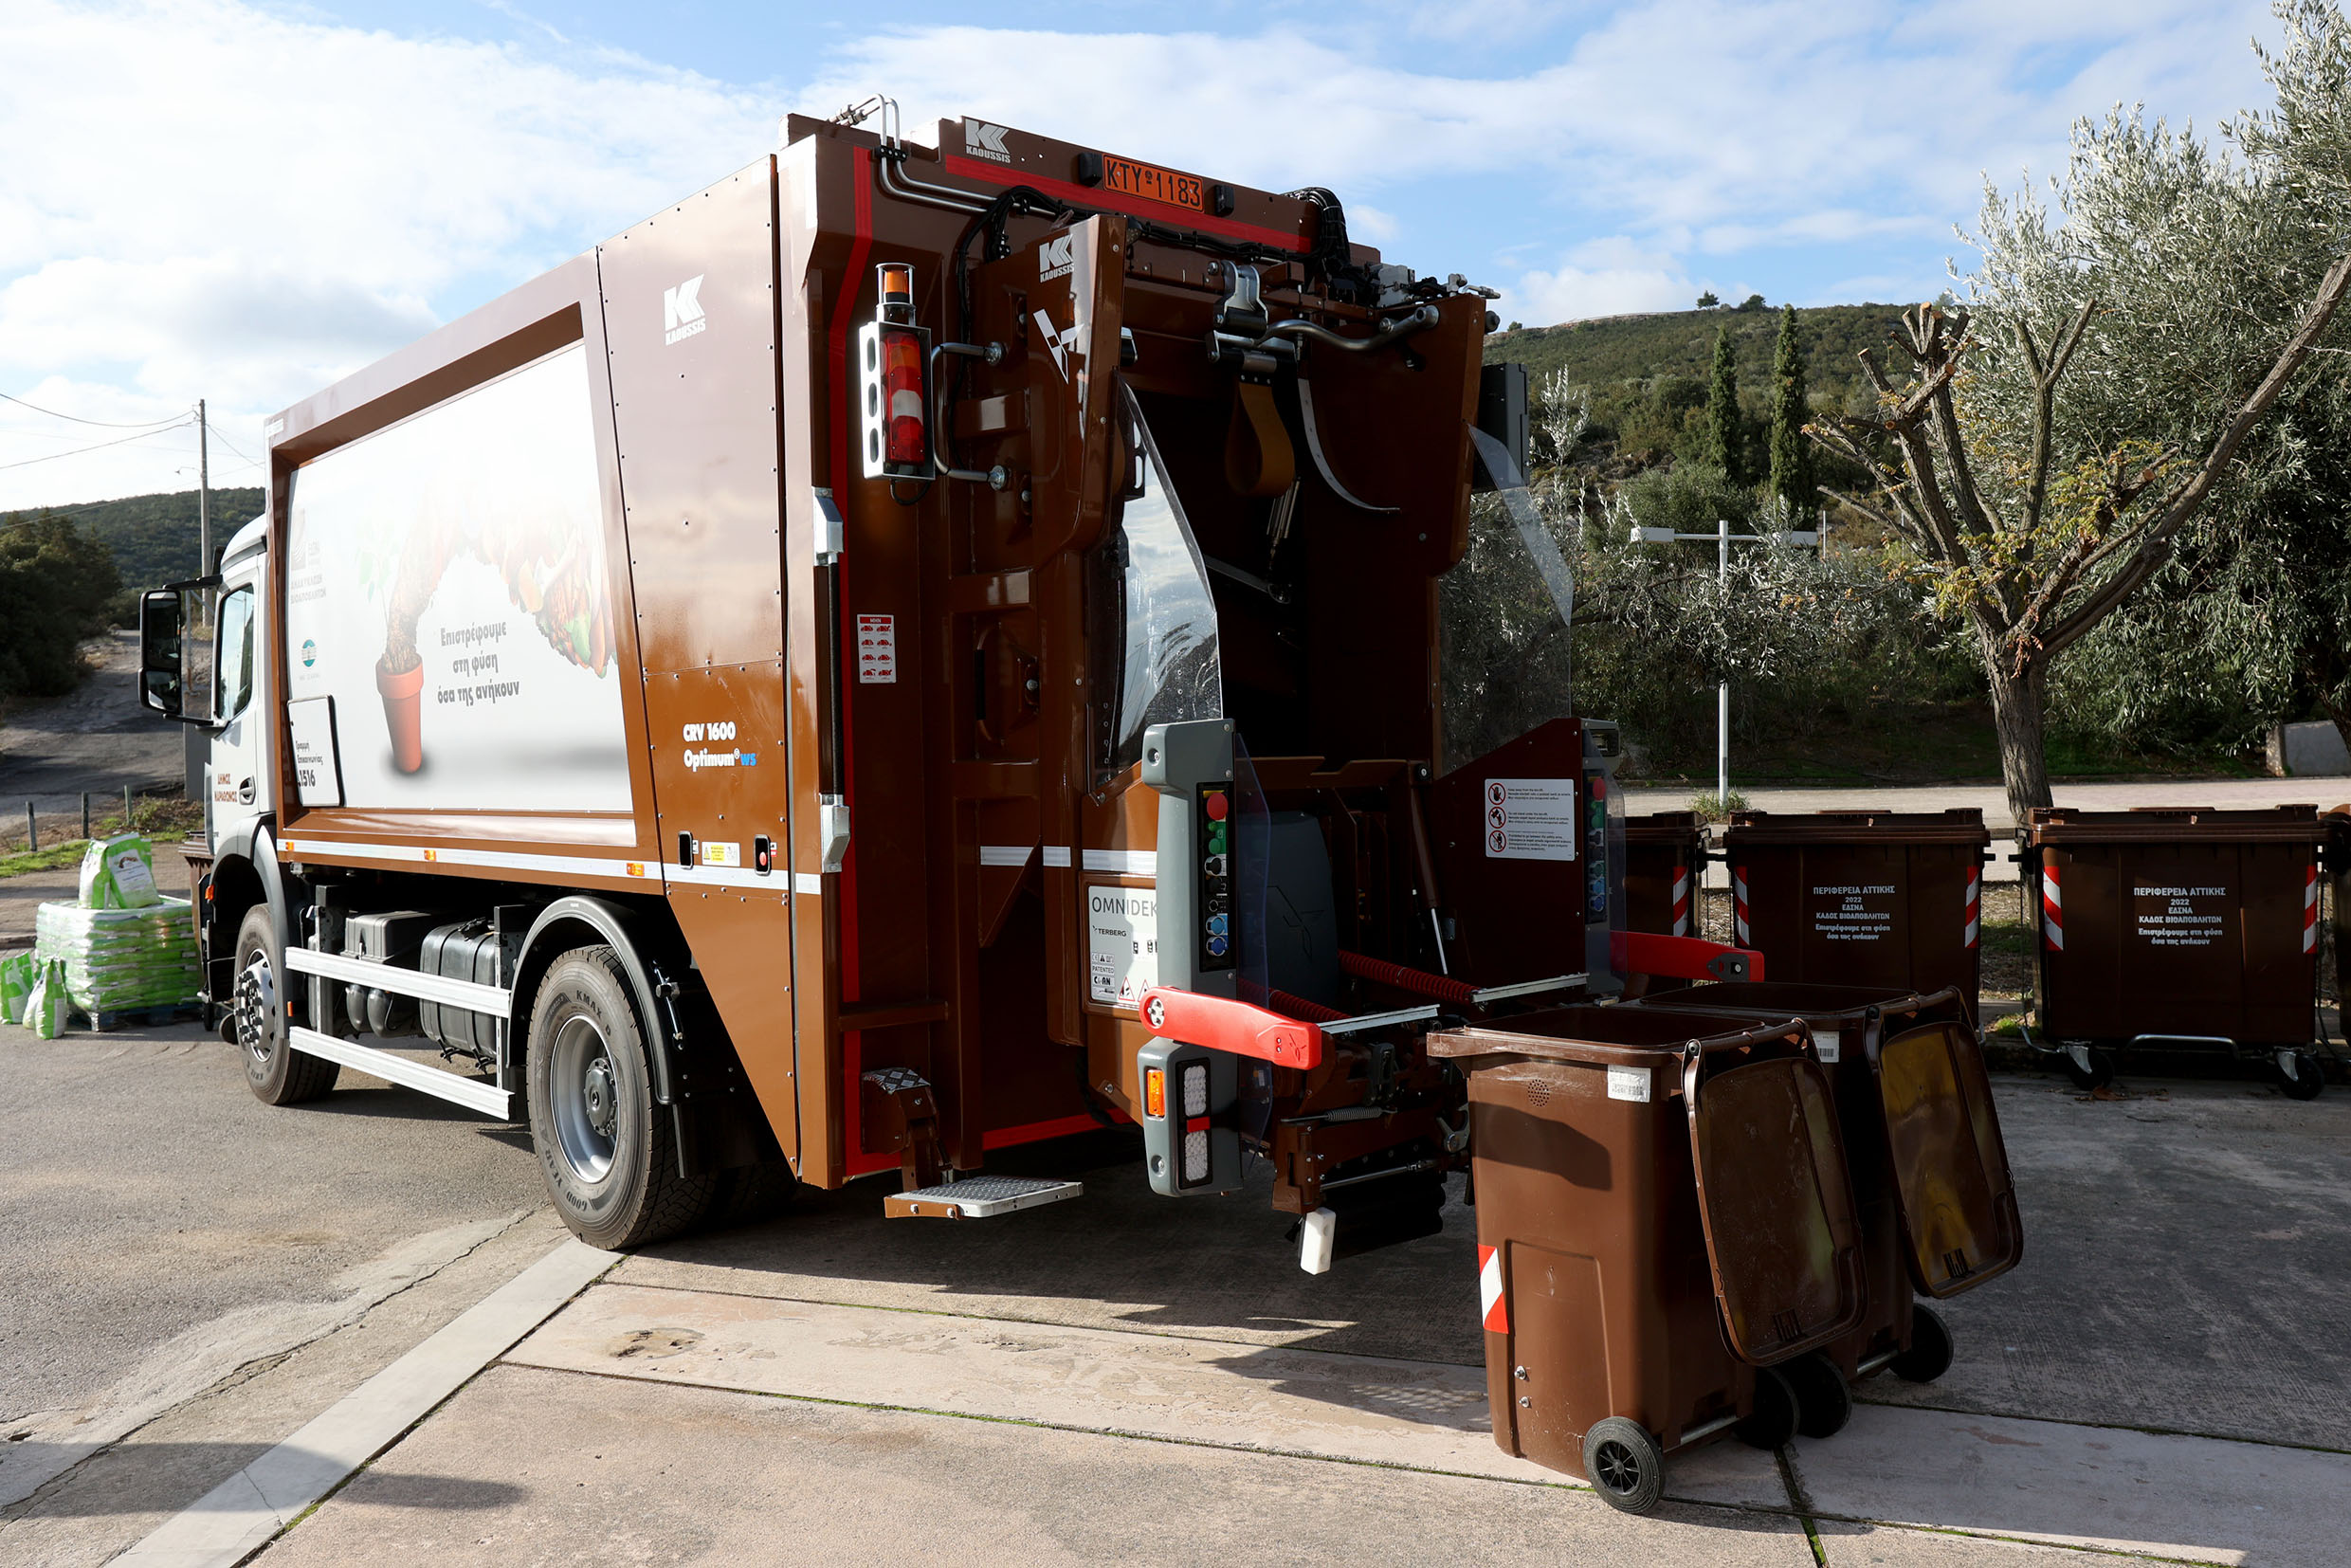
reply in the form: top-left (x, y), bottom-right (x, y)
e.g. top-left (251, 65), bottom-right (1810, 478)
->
top-left (0, 0), bottom-right (2279, 509)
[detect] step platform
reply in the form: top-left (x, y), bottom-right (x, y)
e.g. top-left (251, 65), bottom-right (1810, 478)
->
top-left (884, 1176), bottom-right (1084, 1220)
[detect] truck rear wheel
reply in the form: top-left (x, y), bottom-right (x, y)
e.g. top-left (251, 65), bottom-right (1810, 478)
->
top-left (234, 906), bottom-right (338, 1105)
top-left (525, 946), bottom-right (716, 1249)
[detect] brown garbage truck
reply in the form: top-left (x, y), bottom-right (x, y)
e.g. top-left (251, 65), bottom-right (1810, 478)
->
top-left (138, 104), bottom-right (2001, 1509)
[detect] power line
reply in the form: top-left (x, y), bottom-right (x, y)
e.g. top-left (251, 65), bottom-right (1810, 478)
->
top-left (0, 419), bottom-right (195, 472)
top-left (0, 390), bottom-right (188, 429)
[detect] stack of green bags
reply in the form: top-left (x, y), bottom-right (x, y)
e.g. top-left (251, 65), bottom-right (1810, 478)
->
top-left (0, 835), bottom-right (201, 1034)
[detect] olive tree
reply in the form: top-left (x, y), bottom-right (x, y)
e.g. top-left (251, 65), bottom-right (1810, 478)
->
top-left (1807, 1), bottom-right (2351, 819)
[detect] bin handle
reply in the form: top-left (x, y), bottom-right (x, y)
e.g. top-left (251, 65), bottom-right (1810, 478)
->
top-left (1677, 1016), bottom-right (1812, 1111)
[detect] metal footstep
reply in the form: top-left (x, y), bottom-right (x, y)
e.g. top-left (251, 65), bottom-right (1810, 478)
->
top-left (884, 1176), bottom-right (1084, 1219)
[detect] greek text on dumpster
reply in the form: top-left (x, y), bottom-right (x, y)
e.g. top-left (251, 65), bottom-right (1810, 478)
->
top-left (1812, 884), bottom-right (1895, 942)
top-left (2133, 884), bottom-right (2227, 948)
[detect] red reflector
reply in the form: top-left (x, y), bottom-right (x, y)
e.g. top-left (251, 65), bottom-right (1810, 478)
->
top-left (882, 329), bottom-right (925, 466)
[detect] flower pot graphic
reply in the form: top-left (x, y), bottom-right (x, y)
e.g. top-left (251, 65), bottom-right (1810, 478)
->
top-left (376, 655), bottom-right (426, 774)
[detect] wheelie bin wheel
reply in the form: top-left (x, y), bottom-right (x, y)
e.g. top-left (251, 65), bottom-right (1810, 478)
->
top-left (1781, 1351), bottom-right (1853, 1439)
top-left (2060, 1044), bottom-right (2114, 1091)
top-left (2276, 1050), bottom-right (2325, 1101)
top-left (1889, 1304), bottom-right (1955, 1383)
top-left (1582, 1417), bottom-right (1666, 1514)
top-left (1734, 1364), bottom-right (1799, 1449)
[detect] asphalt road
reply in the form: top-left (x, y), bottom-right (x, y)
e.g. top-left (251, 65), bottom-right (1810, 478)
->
top-left (0, 1023), bottom-right (546, 1476)
top-left (0, 630), bottom-right (191, 829)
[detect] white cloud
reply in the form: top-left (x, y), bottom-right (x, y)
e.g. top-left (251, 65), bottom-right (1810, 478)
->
top-left (1504, 236), bottom-right (1694, 323)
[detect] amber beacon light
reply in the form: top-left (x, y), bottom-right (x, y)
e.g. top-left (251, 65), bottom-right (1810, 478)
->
top-left (858, 262), bottom-right (932, 480)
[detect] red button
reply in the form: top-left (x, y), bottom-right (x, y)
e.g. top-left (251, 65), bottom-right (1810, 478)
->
top-left (1204, 793), bottom-right (1229, 822)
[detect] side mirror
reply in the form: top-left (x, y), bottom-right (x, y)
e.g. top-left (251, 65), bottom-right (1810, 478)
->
top-left (140, 578), bottom-right (219, 723)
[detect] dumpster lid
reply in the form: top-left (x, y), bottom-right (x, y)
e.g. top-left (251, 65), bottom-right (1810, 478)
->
top-left (2024, 804), bottom-right (2325, 846)
top-left (1875, 1018), bottom-right (2024, 1299)
top-left (1725, 808), bottom-right (1991, 847)
top-left (1622, 810), bottom-right (1708, 846)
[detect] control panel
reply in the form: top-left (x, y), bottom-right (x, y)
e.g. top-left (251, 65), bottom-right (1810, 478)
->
top-left (1197, 782), bottom-right (1235, 971)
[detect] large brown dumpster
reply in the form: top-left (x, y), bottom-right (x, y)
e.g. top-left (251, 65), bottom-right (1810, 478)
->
top-left (1622, 811), bottom-right (1709, 995)
top-left (2025, 805), bottom-right (2328, 1097)
top-left (1724, 809), bottom-right (1991, 1017)
top-left (1630, 980), bottom-right (2021, 1434)
top-left (1429, 1005), bottom-right (1864, 1513)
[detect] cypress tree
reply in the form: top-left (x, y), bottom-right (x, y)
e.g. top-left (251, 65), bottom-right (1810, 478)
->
top-left (1705, 325), bottom-right (1744, 482)
top-left (1767, 303), bottom-right (1813, 516)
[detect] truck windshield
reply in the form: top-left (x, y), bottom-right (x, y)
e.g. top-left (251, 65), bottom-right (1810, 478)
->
top-left (1090, 384), bottom-right (1222, 783)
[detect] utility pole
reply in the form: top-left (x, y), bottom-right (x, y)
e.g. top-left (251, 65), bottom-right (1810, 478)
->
top-left (1627, 516), bottom-right (1825, 809)
top-left (196, 398), bottom-right (210, 574)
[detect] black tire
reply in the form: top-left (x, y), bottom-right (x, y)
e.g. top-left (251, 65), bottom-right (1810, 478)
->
top-left (1782, 1351), bottom-right (1854, 1439)
top-left (707, 1161), bottom-right (797, 1230)
top-left (2277, 1051), bottom-right (2325, 1101)
top-left (1581, 1416), bottom-right (1666, 1515)
top-left (525, 946), bottom-right (717, 1249)
top-left (1735, 1364), bottom-right (1799, 1449)
top-left (232, 906), bottom-right (338, 1105)
top-left (1889, 1303), bottom-right (1955, 1383)
top-left (2060, 1046), bottom-right (2114, 1091)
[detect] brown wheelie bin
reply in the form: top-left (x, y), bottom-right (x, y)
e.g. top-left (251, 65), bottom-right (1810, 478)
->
top-left (1429, 1005), bottom-right (1866, 1514)
top-left (1628, 981), bottom-right (2023, 1435)
top-left (1724, 810), bottom-right (1992, 1018)
top-left (2025, 805), bottom-right (2330, 1097)
top-left (1622, 811), bottom-right (1709, 995)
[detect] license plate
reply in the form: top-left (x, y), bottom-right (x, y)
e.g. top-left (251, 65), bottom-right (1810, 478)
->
top-left (1103, 155), bottom-right (1206, 212)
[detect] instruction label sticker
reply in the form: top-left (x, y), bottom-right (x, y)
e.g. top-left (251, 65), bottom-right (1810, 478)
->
top-left (286, 696), bottom-right (344, 808)
top-left (1605, 1065), bottom-right (1650, 1103)
top-left (1812, 883), bottom-right (1896, 942)
top-left (1086, 884), bottom-right (1157, 1008)
top-left (2132, 883), bottom-right (2228, 948)
top-left (700, 841), bottom-right (740, 867)
top-left (1813, 1028), bottom-right (1841, 1065)
top-left (856, 614), bottom-right (897, 684)
top-left (1483, 778), bottom-right (1577, 862)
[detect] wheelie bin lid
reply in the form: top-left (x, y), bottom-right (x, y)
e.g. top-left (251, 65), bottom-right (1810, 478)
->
top-left (1427, 1002), bottom-right (1808, 1066)
top-left (1726, 808), bottom-right (1990, 847)
top-left (1875, 1018), bottom-right (2025, 1298)
top-left (2024, 804), bottom-right (2324, 846)
top-left (1642, 980), bottom-right (1945, 1026)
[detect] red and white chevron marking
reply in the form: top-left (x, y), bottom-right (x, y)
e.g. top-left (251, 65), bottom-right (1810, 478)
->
top-left (1671, 867), bottom-right (1691, 937)
top-left (2305, 863), bottom-right (2319, 955)
top-left (1965, 867), bottom-right (1980, 949)
top-left (1732, 868), bottom-right (1750, 946)
top-left (1478, 1243), bottom-right (1508, 1334)
top-left (2041, 862), bottom-right (2065, 950)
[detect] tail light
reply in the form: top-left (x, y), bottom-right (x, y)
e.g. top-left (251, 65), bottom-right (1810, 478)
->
top-left (856, 263), bottom-right (933, 481)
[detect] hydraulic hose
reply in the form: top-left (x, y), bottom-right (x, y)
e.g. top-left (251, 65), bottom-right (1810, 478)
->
top-left (1339, 950), bottom-right (1479, 1007)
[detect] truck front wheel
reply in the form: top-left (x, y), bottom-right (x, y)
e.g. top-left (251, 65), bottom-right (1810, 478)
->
top-left (525, 946), bottom-right (716, 1249)
top-left (234, 906), bottom-right (338, 1105)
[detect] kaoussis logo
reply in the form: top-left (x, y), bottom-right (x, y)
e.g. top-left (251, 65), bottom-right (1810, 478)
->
top-left (1039, 234), bottom-right (1075, 283)
top-left (663, 275), bottom-right (705, 346)
top-left (963, 119), bottom-right (1011, 164)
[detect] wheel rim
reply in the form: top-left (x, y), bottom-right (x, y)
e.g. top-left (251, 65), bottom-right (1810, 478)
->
top-left (234, 956), bottom-right (277, 1066)
top-left (1595, 1438), bottom-right (1643, 1494)
top-left (551, 1014), bottom-right (619, 1184)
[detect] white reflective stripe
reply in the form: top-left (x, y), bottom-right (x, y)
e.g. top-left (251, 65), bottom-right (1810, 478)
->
top-left (1965, 917), bottom-right (1979, 946)
top-left (1477, 1243), bottom-right (1506, 1332)
top-left (1084, 848), bottom-right (1156, 876)
top-left (979, 845), bottom-right (1035, 867)
top-left (279, 838), bottom-right (656, 883)
top-left (1041, 846), bottom-right (1073, 868)
top-left (2042, 871), bottom-right (2063, 908)
top-left (287, 1026), bottom-right (510, 1118)
top-left (284, 946), bottom-right (511, 1018)
top-left (668, 861), bottom-right (791, 891)
top-left (2044, 918), bottom-right (2065, 950)
top-left (793, 872), bottom-right (825, 896)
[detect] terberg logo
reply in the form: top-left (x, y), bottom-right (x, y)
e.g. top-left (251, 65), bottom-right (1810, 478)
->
top-left (963, 119), bottom-right (1011, 164)
top-left (1038, 235), bottom-right (1075, 283)
top-left (663, 275), bottom-right (705, 345)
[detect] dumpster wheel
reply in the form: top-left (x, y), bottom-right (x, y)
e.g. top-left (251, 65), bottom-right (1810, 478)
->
top-left (1782, 1350), bottom-right (1853, 1439)
top-left (2059, 1043), bottom-right (2114, 1092)
top-left (2276, 1049), bottom-right (2325, 1101)
top-left (1889, 1304), bottom-right (1955, 1383)
top-left (1581, 1418), bottom-right (1665, 1514)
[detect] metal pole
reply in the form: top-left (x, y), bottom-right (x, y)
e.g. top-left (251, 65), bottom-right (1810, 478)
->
top-left (82, 792), bottom-right (90, 841)
top-left (197, 398), bottom-right (210, 574)
top-left (1718, 518), bottom-right (1730, 809)
top-left (24, 802), bottom-right (35, 853)
top-left (123, 785), bottom-right (135, 832)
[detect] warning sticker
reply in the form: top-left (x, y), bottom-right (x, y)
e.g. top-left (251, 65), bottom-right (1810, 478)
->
top-left (856, 614), bottom-right (897, 684)
top-left (2132, 883), bottom-right (2228, 948)
top-left (1606, 1065), bottom-right (1650, 1103)
top-left (1812, 884), bottom-right (1896, 943)
top-left (1483, 778), bottom-right (1577, 862)
top-left (1086, 884), bottom-right (1157, 1008)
